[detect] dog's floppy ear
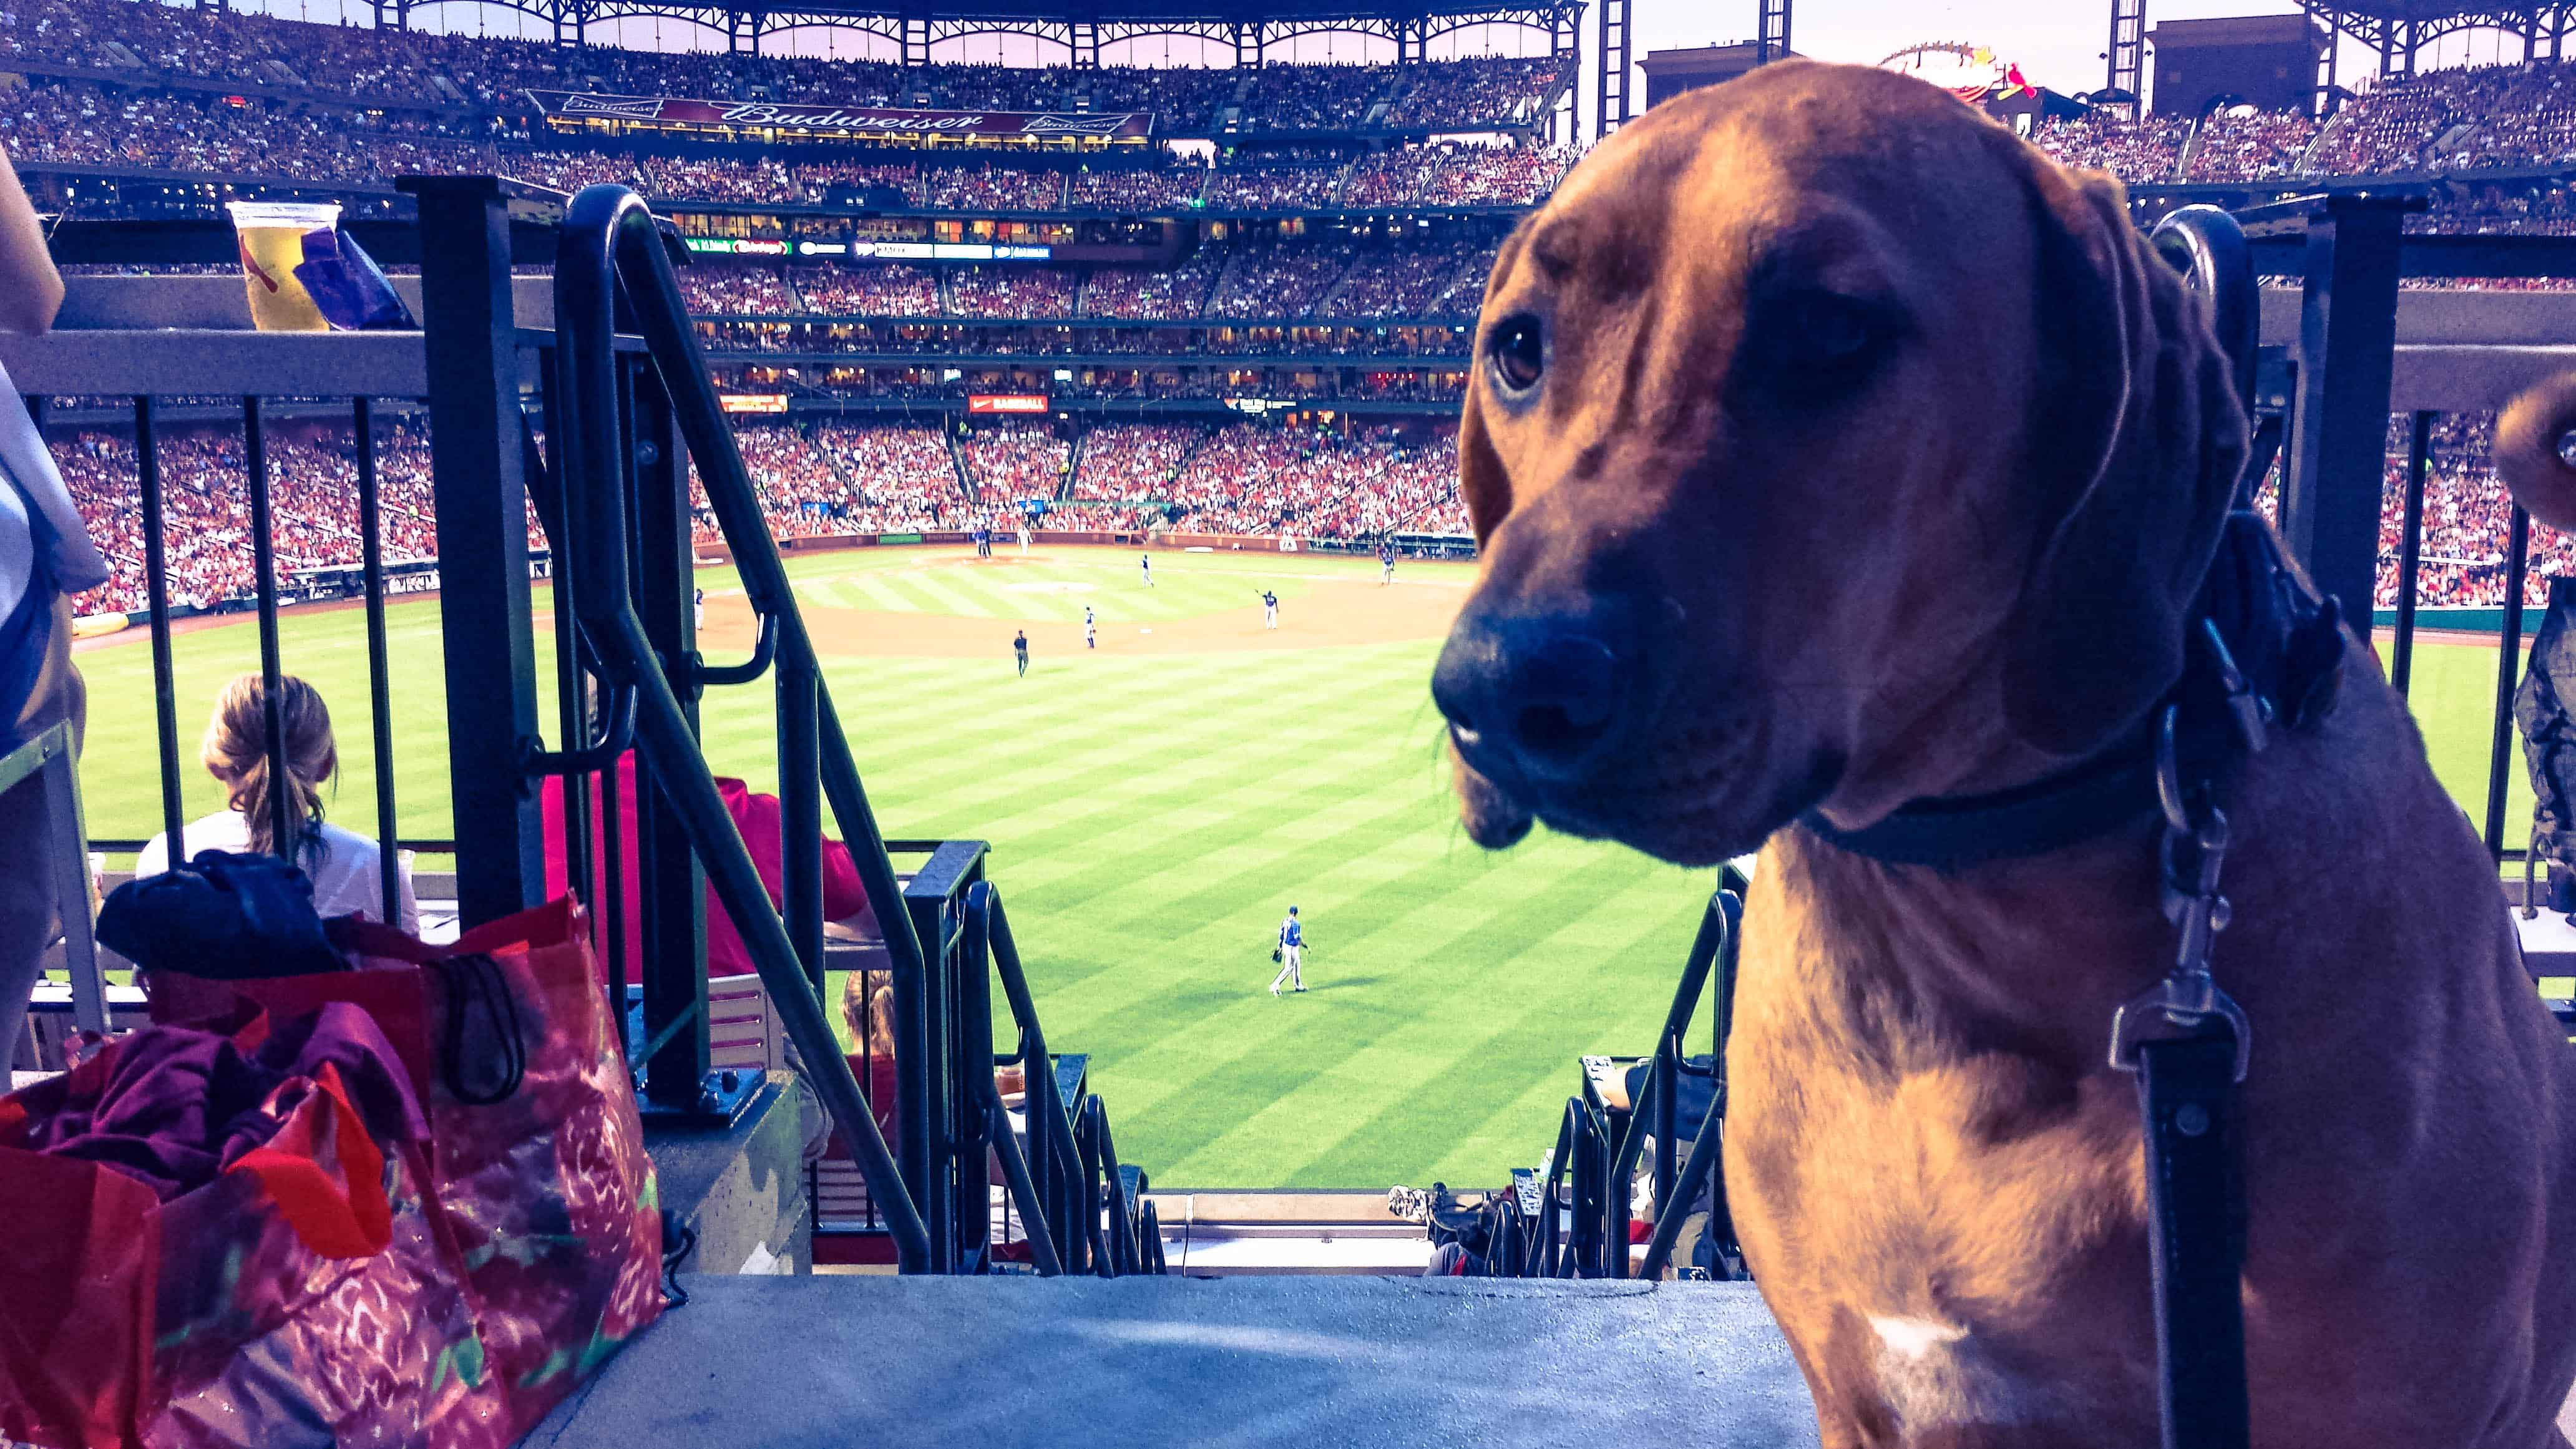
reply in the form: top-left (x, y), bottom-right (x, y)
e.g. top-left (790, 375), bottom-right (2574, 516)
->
top-left (1457, 228), bottom-right (1530, 544)
top-left (1996, 143), bottom-right (2247, 761)
top-left (1459, 380), bottom-right (1511, 545)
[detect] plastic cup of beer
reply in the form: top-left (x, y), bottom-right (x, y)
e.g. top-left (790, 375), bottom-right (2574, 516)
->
top-left (224, 200), bottom-right (341, 332)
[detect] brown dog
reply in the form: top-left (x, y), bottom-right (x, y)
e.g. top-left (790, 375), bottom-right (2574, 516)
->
top-left (1432, 61), bottom-right (2576, 1447)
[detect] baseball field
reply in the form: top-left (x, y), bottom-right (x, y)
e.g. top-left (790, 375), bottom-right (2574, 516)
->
top-left (66, 543), bottom-right (2539, 1189)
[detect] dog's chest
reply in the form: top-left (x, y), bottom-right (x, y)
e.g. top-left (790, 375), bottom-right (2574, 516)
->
top-left (1732, 1020), bottom-right (2152, 1440)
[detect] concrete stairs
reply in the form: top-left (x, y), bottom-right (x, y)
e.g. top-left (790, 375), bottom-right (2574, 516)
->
top-left (526, 1275), bottom-right (1818, 1449)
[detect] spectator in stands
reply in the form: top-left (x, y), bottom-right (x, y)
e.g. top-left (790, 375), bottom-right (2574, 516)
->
top-left (133, 673), bottom-right (418, 932)
top-left (1, 130), bottom-right (107, 1035)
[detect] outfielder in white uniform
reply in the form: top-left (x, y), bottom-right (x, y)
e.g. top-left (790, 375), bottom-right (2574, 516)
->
top-left (1269, 906), bottom-right (1305, 995)
top-left (1260, 589), bottom-right (1279, 630)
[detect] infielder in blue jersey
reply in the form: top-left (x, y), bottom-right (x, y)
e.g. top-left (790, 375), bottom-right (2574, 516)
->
top-left (1269, 906), bottom-right (1305, 995)
top-left (1140, 553), bottom-right (1154, 587)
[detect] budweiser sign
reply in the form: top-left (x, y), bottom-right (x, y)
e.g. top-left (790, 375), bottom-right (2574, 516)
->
top-left (527, 90), bottom-right (1153, 139)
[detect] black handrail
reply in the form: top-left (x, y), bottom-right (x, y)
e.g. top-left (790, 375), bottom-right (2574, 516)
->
top-left (555, 183), bottom-right (931, 1272)
top-left (1638, 887), bottom-right (1744, 1280)
top-left (697, 613), bottom-right (781, 687)
top-left (1600, 887), bottom-right (1734, 1278)
top-left (959, 881), bottom-right (1063, 1275)
top-left (968, 884), bottom-right (1082, 1267)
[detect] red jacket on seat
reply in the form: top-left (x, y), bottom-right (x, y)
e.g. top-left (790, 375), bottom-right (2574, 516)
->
top-left (540, 750), bottom-right (877, 982)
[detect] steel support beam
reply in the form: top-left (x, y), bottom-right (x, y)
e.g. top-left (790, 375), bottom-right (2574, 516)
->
top-left (402, 176), bottom-right (547, 929)
top-left (2108, 0), bottom-right (2144, 105)
top-left (1595, 0), bottom-right (1627, 139)
top-left (2306, 0), bottom-right (2339, 114)
top-left (2277, 193), bottom-right (2413, 632)
top-left (2383, 17), bottom-right (2417, 80)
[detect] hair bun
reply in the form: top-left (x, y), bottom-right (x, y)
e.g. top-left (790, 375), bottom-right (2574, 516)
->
top-left (2496, 371), bottom-right (2576, 533)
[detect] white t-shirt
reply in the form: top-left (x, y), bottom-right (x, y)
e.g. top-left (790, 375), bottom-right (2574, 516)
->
top-left (134, 811), bottom-right (419, 935)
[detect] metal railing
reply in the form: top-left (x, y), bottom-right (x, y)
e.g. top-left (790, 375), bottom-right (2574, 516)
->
top-left (1, 332), bottom-right (439, 912)
top-left (539, 180), bottom-right (1154, 1276)
top-left (2217, 200), bottom-right (2576, 869)
top-left (1508, 866), bottom-right (1744, 1281)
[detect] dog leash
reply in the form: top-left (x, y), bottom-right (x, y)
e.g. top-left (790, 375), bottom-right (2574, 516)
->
top-left (2112, 661), bottom-right (2258, 1449)
top-left (1805, 510), bottom-right (2344, 1449)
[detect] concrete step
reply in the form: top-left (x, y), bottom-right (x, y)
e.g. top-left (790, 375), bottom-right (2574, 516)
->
top-left (529, 1276), bottom-right (1818, 1449)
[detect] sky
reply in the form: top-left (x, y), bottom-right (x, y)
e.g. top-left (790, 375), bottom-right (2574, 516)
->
top-left (225, 0), bottom-right (2552, 119)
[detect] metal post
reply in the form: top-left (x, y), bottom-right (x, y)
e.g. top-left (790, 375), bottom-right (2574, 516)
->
top-left (403, 175), bottom-right (546, 927)
top-left (629, 360), bottom-right (710, 1115)
top-left (242, 396), bottom-right (293, 859)
top-left (957, 883), bottom-right (997, 1265)
top-left (2489, 505), bottom-right (2532, 859)
top-left (353, 398), bottom-right (402, 918)
top-left (899, 888), bottom-right (946, 1269)
top-left (134, 396), bottom-right (185, 863)
top-left (2393, 411), bottom-right (2431, 696)
top-left (781, 650), bottom-right (824, 998)
top-left (2282, 193), bottom-right (2408, 628)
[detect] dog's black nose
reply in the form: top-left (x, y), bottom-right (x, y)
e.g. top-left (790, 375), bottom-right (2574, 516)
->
top-left (1433, 610), bottom-right (1631, 782)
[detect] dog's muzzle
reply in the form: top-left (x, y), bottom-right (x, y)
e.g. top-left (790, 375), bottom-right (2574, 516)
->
top-left (1433, 600), bottom-right (1647, 814)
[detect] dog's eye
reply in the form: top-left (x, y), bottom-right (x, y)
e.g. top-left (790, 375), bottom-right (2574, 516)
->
top-left (1739, 290), bottom-right (1903, 408)
top-left (1780, 294), bottom-right (1883, 368)
top-left (1488, 315), bottom-right (1544, 395)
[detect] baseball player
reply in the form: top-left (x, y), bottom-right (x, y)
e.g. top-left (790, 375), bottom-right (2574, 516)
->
top-left (1259, 589), bottom-right (1279, 629)
top-left (1139, 552), bottom-right (1154, 587)
top-left (1269, 905), bottom-right (1305, 995)
top-left (1013, 629), bottom-right (1029, 677)
top-left (1084, 605), bottom-right (1097, 650)
top-left (1380, 540), bottom-right (1395, 585)
top-left (693, 586), bottom-right (705, 629)
top-left (1018, 524), bottom-right (1030, 555)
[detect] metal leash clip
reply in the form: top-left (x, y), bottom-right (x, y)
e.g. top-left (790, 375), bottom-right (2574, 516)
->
top-left (2110, 703), bottom-right (2255, 1082)
top-left (2198, 618), bottom-right (2270, 756)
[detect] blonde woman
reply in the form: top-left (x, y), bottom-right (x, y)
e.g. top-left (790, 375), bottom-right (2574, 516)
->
top-left (134, 673), bottom-right (417, 933)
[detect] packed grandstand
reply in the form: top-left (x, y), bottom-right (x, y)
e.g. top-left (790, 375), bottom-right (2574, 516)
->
top-left (11, 0), bottom-right (2576, 613)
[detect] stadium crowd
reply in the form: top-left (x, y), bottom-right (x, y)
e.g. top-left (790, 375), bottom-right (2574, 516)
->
top-left (2367, 410), bottom-right (2576, 609)
top-left (959, 422), bottom-right (1070, 502)
top-left (54, 402), bottom-right (2576, 618)
top-left (48, 410), bottom-right (1472, 614)
top-left (2, 80), bottom-right (1576, 216)
top-left (1, 0), bottom-right (1568, 132)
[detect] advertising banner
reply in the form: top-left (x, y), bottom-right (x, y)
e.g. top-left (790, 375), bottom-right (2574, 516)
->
top-left (527, 90), bottom-right (1154, 140)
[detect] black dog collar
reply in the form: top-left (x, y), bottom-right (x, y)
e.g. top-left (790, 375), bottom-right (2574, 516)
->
top-left (1800, 512), bottom-right (2344, 871)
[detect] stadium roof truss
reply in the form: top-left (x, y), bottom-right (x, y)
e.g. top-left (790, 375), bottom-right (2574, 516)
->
top-left (400, 0), bottom-right (1581, 67)
top-left (2302, 0), bottom-right (2576, 87)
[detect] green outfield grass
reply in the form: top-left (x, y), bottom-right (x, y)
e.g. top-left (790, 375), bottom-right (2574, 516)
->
top-left (67, 545), bottom-right (2541, 1188)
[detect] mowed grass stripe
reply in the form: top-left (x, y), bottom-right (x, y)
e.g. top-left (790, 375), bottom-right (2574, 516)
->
top-left (1262, 868), bottom-right (1709, 1183)
top-left (1125, 851), bottom-right (1681, 1182)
